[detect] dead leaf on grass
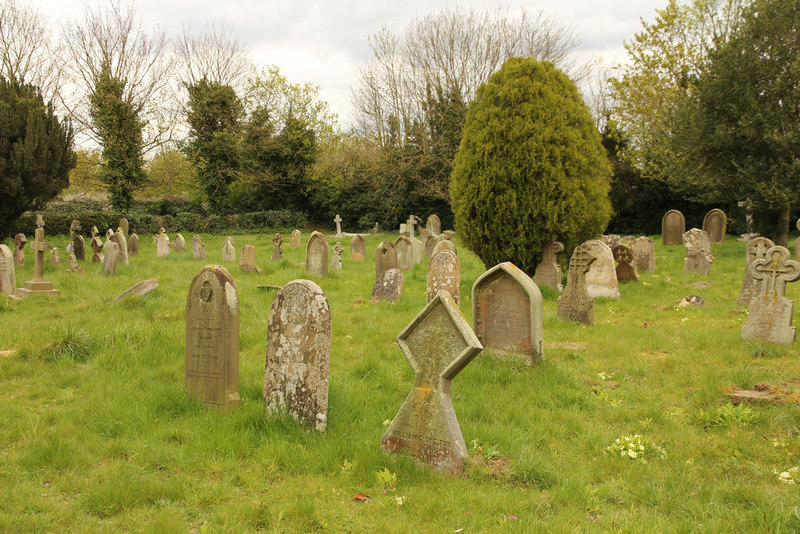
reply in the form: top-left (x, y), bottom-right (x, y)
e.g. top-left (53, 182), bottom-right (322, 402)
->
top-left (353, 493), bottom-right (370, 502)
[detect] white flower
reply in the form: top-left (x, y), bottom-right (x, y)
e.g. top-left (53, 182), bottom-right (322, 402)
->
top-left (396, 496), bottom-right (405, 506)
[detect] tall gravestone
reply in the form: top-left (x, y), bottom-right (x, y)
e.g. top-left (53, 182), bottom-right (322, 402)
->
top-left (426, 214), bottom-right (441, 236)
top-left (73, 234), bottom-right (86, 262)
top-left (334, 214), bottom-right (343, 237)
top-left (375, 241), bottom-right (397, 278)
top-left (632, 236), bottom-right (655, 273)
top-left (157, 233), bottom-right (170, 258)
top-left (351, 235), bottom-right (366, 262)
top-left (702, 209), bottom-right (727, 245)
top-left (118, 218), bottom-right (129, 240)
top-left (612, 243), bottom-right (639, 282)
top-left (557, 243), bottom-right (596, 326)
top-left (583, 240), bottom-right (620, 299)
top-left (683, 228), bottom-right (714, 275)
top-left (15, 216), bottom-right (59, 297)
top-left (111, 229), bottom-right (129, 265)
top-left (101, 241), bottom-right (119, 276)
top-left (534, 241), bottom-right (564, 292)
top-left (662, 209), bottom-right (686, 245)
top-left (427, 250), bottom-right (461, 306)
top-left (395, 236), bottom-right (414, 271)
top-left (305, 231), bottom-right (329, 277)
top-left (174, 234), bottom-right (186, 252)
top-left (264, 280), bottom-right (331, 431)
top-left (472, 262), bottom-right (543, 364)
top-left (737, 237), bottom-right (776, 306)
top-left (272, 233), bottom-right (283, 261)
top-left (191, 235), bottom-right (206, 259)
top-left (290, 229), bottom-right (301, 248)
top-left (185, 265), bottom-right (240, 409)
top-left (240, 245), bottom-right (257, 273)
top-left (410, 236), bottom-right (424, 265)
top-left (0, 244), bottom-right (16, 298)
top-left (741, 246), bottom-right (800, 344)
top-left (381, 291), bottom-right (483, 475)
top-left (128, 233), bottom-right (139, 257)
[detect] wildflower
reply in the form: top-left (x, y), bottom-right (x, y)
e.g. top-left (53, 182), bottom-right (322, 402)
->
top-left (395, 496), bottom-right (405, 506)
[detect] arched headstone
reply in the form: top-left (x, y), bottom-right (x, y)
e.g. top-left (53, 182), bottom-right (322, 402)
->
top-left (583, 240), bottom-right (620, 299)
top-left (375, 241), bottom-right (397, 278)
top-left (662, 209), bottom-right (685, 245)
top-left (702, 209), bottom-right (727, 245)
top-left (426, 214), bottom-right (441, 236)
top-left (351, 235), bottom-right (366, 262)
top-left (305, 231), bottom-right (329, 276)
top-left (427, 250), bottom-right (461, 306)
top-left (394, 236), bottom-right (413, 271)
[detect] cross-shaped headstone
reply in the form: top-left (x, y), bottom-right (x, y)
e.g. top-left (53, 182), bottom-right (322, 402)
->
top-left (35, 214), bottom-right (44, 230)
top-left (381, 291), bottom-right (483, 474)
top-left (406, 215), bottom-right (417, 238)
top-left (334, 214), bottom-right (342, 237)
top-left (567, 245), bottom-right (595, 287)
top-left (31, 225), bottom-right (49, 282)
top-left (751, 246), bottom-right (800, 298)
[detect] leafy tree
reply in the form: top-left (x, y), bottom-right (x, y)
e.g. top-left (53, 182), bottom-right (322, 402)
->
top-left (65, 149), bottom-right (104, 195)
top-left (0, 77), bottom-right (76, 237)
top-left (144, 148), bottom-right (200, 199)
top-left (450, 57), bottom-right (612, 274)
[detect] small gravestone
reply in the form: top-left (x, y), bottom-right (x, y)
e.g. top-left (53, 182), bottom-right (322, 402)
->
top-left (157, 233), bottom-right (170, 258)
top-left (334, 214), bottom-right (343, 237)
top-left (128, 233), bottom-right (139, 257)
top-left (106, 228), bottom-right (114, 239)
top-left (432, 237), bottom-right (457, 258)
top-left (662, 209), bottom-right (685, 245)
top-left (15, 216), bottom-right (59, 297)
top-left (272, 233), bottom-right (283, 261)
top-left (738, 237), bottom-right (776, 306)
top-left (185, 265), bottom-right (240, 409)
top-left (427, 250), bottom-right (461, 306)
top-left (49, 247), bottom-right (60, 265)
top-left (683, 228), bottom-right (714, 276)
top-left (90, 226), bottom-right (99, 238)
top-left (399, 223), bottom-right (407, 235)
top-left (101, 241), bottom-right (119, 276)
top-left (90, 237), bottom-right (103, 263)
top-left (534, 241), bottom-right (564, 292)
top-left (67, 253), bottom-right (81, 274)
top-left (222, 237), bottom-right (236, 262)
top-left (612, 243), bottom-right (639, 282)
top-left (557, 243), bottom-right (596, 325)
top-left (472, 262), bottom-right (543, 364)
top-left (372, 222), bottom-right (380, 234)
top-left (406, 215), bottom-right (418, 238)
top-left (173, 233), bottom-right (186, 252)
top-left (305, 232), bottom-right (329, 276)
top-left (702, 209), bottom-right (727, 245)
top-left (264, 279), bottom-right (331, 431)
top-left (381, 291), bottom-right (483, 475)
top-left (632, 236), bottom-right (655, 273)
top-left (422, 232), bottom-right (437, 259)
top-left (371, 268), bottom-right (404, 302)
top-left (330, 242), bottom-right (343, 269)
top-left (375, 241), bottom-right (397, 278)
top-left (113, 279), bottom-right (159, 302)
top-left (741, 246), bottom-right (800, 344)
top-left (240, 245), bottom-right (257, 273)
top-left (351, 235), bottom-right (366, 262)
top-left (395, 236), bottom-right (413, 271)
top-left (118, 218), bottom-right (129, 240)
top-left (426, 214), bottom-right (441, 236)
top-left (73, 234), bottom-right (85, 262)
top-left (13, 233), bottom-right (26, 266)
top-left (111, 228), bottom-right (129, 265)
top-left (410, 236), bottom-right (424, 264)
top-left (583, 240), bottom-right (620, 299)
top-left (191, 235), bottom-right (206, 258)
top-left (0, 244), bottom-right (16, 297)
top-left (290, 229), bottom-right (301, 248)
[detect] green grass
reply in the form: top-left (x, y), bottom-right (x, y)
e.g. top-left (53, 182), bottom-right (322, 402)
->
top-left (2, 232), bottom-right (800, 531)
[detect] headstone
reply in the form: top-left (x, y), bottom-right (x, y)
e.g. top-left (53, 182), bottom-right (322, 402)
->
top-left (557, 243), bottom-right (597, 325)
top-left (737, 237), bottom-right (776, 306)
top-left (264, 279), bottom-right (331, 431)
top-left (410, 236), bottom-right (424, 265)
top-left (426, 214), bottom-right (441, 236)
top-left (0, 244), bottom-right (16, 297)
top-left (612, 243), bottom-right (639, 282)
top-left (90, 226), bottom-right (99, 238)
top-left (632, 236), bottom-right (655, 273)
top-left (702, 209), bottom-right (727, 245)
top-left (49, 247), bottom-right (60, 265)
top-left (682, 228), bottom-right (714, 276)
top-left (106, 228), bottom-right (114, 239)
top-left (13, 233), bottom-right (26, 266)
top-left (422, 231), bottom-right (437, 259)
top-left (427, 250), bottom-right (461, 306)
top-left (185, 265), bottom-right (240, 409)
top-left (534, 241), bottom-right (564, 292)
top-left (431, 238), bottom-right (457, 258)
top-left (330, 242), bottom-right (343, 269)
top-left (73, 234), bottom-right (85, 262)
top-left (601, 234), bottom-right (621, 248)
top-left (271, 233), bottom-right (283, 261)
top-left (662, 209), bottom-right (686, 245)
top-left (111, 228), bottom-right (129, 265)
top-left (290, 229), bottom-right (301, 248)
top-left (381, 291), bottom-right (483, 475)
top-left (15, 216), bottom-right (59, 297)
top-left (350, 235), bottom-right (366, 262)
top-left (406, 215), bottom-right (417, 238)
top-left (305, 231), bottom-right (329, 277)
top-left (69, 220), bottom-right (81, 239)
top-left (472, 262), bottom-right (543, 364)
top-left (741, 246), bottom-right (800, 344)
top-left (583, 240), bottom-right (620, 299)
top-left (240, 245), bottom-right (257, 273)
top-left (371, 268), bottom-right (404, 302)
top-left (128, 233), bottom-right (138, 257)
top-left (222, 237), bottom-right (236, 262)
top-left (173, 233), bottom-right (185, 252)
top-left (90, 237), bottom-right (104, 263)
top-left (67, 253), bottom-right (81, 273)
top-left (372, 222), bottom-right (380, 234)
top-left (395, 236), bottom-right (413, 271)
top-left (334, 214), bottom-right (342, 237)
top-left (112, 279), bottom-right (159, 302)
top-left (118, 218), bottom-right (129, 240)
top-left (101, 241), bottom-right (119, 276)
top-left (157, 233), bottom-right (170, 258)
top-left (399, 223), bottom-right (407, 235)
top-left (375, 241), bottom-right (397, 278)
top-left (191, 235), bottom-right (206, 259)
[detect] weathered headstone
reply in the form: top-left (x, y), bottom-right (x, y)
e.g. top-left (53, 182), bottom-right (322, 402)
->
top-left (702, 209), bottom-right (727, 245)
top-left (683, 228), bottom-right (714, 276)
top-left (422, 231), bottom-right (437, 259)
top-left (69, 220), bottom-right (81, 239)
top-left (173, 233), bottom-right (185, 252)
top-left (240, 245), bottom-right (257, 273)
top-left (118, 218), bottom-right (129, 240)
top-left (191, 235), bottom-right (206, 259)
top-left (632, 236), bottom-right (655, 273)
top-left (330, 242), bottom-right (343, 269)
top-left (128, 232), bottom-right (139, 257)
top-left (534, 241), bottom-right (564, 292)
top-left (111, 228), bottom-right (129, 265)
top-left (185, 265), bottom-right (240, 409)
top-left (112, 279), bottom-right (159, 302)
top-left (375, 241), bottom-right (397, 278)
top-left (612, 243), bottom-right (639, 282)
top-left (13, 233), bottom-right (26, 266)
top-left (372, 222), bottom-right (380, 234)
top-left (101, 241), bottom-right (119, 276)
top-left (410, 236), bottom-right (424, 265)
top-left (90, 237), bottom-right (104, 263)
top-left (90, 226), bottom-right (99, 238)
top-left (264, 279), bottom-right (331, 431)
top-left (741, 246), bottom-right (800, 344)
top-left (557, 243), bottom-right (597, 325)
top-left (73, 234), bottom-right (85, 262)
top-left (334, 214), bottom-right (342, 237)
top-left (106, 228), bottom-right (114, 239)
top-left (272, 233), bottom-right (283, 261)
top-left (381, 291), bottom-right (483, 474)
top-left (0, 244), bottom-right (16, 297)
top-left (67, 253), bottom-right (81, 274)
top-left (583, 240), bottom-right (620, 299)
top-left (15, 216), bottom-right (59, 297)
top-left (737, 237), bottom-right (776, 306)
top-left (350, 235), bottom-right (366, 262)
top-left (426, 214), bottom-right (441, 236)
top-left (222, 237), bottom-right (236, 262)
top-left (395, 236), bottom-right (413, 271)
top-left (49, 247), bottom-right (60, 265)
top-left (662, 209), bottom-right (686, 245)
top-left (601, 234), bottom-right (621, 248)
top-left (399, 223), bottom-right (407, 235)
top-left (371, 268), bottom-right (404, 302)
top-left (290, 229), bottom-right (301, 248)
top-left (406, 215), bottom-right (418, 238)
top-left (157, 233), bottom-right (170, 258)
top-left (472, 262), bottom-right (543, 364)
top-left (431, 237), bottom-right (457, 258)
top-left (427, 250), bottom-right (461, 306)
top-left (305, 231), bottom-right (329, 277)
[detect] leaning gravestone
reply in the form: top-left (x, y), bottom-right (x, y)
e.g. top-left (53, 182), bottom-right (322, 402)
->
top-left (427, 250), bottom-right (461, 307)
top-left (583, 240), bottom-right (620, 299)
top-left (472, 262), bottom-right (543, 364)
top-left (330, 242), bottom-right (343, 269)
top-left (305, 231), bottom-right (329, 277)
top-left (118, 218), bottom-right (129, 240)
top-left (112, 279), bottom-right (159, 302)
top-left (534, 241), bottom-right (564, 292)
top-left (290, 229), bottom-right (301, 249)
top-left (426, 214), bottom-right (441, 236)
top-left (683, 228), bottom-right (714, 276)
top-left (191, 235), bottom-right (206, 259)
top-left (128, 233), bottom-right (139, 257)
top-left (272, 233), bottom-right (283, 261)
top-left (371, 268), bottom-right (404, 302)
top-left (111, 229), bottom-right (129, 266)
top-left (612, 243), bottom-right (639, 282)
top-left (157, 233), bottom-right (170, 258)
top-left (0, 244), bottom-right (16, 297)
top-left (662, 209), bottom-right (686, 245)
top-left (395, 236), bottom-right (414, 271)
top-left (15, 216), bottom-right (59, 297)
top-left (375, 241), bottom-right (398, 278)
top-left (13, 233), bottom-right (26, 266)
top-left (264, 279), bottom-right (331, 431)
top-left (741, 246), bottom-right (800, 344)
top-left (381, 291), bottom-right (483, 475)
top-left (632, 236), bottom-right (655, 273)
top-left (557, 243), bottom-right (597, 326)
top-left (174, 233), bottom-right (186, 252)
top-left (737, 237), bottom-right (776, 306)
top-left (101, 241), bottom-right (119, 276)
top-left (702, 209), bottom-right (727, 245)
top-left (351, 235), bottom-right (366, 262)
top-left (240, 245), bottom-right (257, 273)
top-left (185, 265), bottom-right (240, 409)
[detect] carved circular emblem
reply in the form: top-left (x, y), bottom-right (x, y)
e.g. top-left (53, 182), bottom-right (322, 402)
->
top-left (612, 244), bottom-right (633, 264)
top-left (200, 280), bottom-right (213, 302)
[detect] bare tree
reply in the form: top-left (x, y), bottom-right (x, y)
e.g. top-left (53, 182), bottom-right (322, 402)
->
top-left (175, 22), bottom-right (252, 91)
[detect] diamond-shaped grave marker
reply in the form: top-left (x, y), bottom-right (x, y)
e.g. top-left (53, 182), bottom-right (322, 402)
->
top-left (381, 291), bottom-right (483, 474)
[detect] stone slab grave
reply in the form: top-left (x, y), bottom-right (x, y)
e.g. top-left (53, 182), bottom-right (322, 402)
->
top-left (472, 262), bottom-right (543, 364)
top-left (174, 233), bottom-right (186, 252)
top-left (334, 214), bottom-right (343, 237)
top-left (632, 236), bottom-right (655, 273)
top-left (557, 243), bottom-right (597, 326)
top-left (240, 245), bottom-right (261, 273)
top-left (222, 237), bottom-right (236, 262)
top-left (101, 241), bottom-right (119, 276)
top-left (191, 235), bottom-right (206, 259)
top-left (13, 233), bottom-right (26, 266)
top-left (272, 233), bottom-right (283, 261)
top-left (128, 233), bottom-right (139, 257)
top-left (118, 218), bottom-right (129, 240)
top-left (741, 245), bottom-right (800, 344)
top-left (612, 243), bottom-right (639, 282)
top-left (426, 214), bottom-right (441, 236)
top-left (350, 235), bottom-right (366, 262)
top-left (111, 228), bottom-right (129, 265)
top-left (112, 279), bottom-right (159, 302)
top-left (683, 228), bottom-right (714, 276)
top-left (395, 236), bottom-right (413, 271)
top-left (185, 265), bottom-right (240, 409)
top-left (427, 249), bottom-right (461, 307)
top-left (330, 242), bottom-right (343, 269)
top-left (737, 237), bottom-right (775, 306)
top-left (305, 231), bottom-right (329, 277)
top-left (534, 241), bottom-right (564, 292)
top-left (381, 291), bottom-right (483, 475)
top-left (156, 232), bottom-right (170, 258)
top-left (375, 240), bottom-right (397, 278)
top-left (0, 244), bottom-right (18, 299)
top-left (371, 268), bottom-right (404, 302)
top-left (662, 209), bottom-right (686, 245)
top-left (702, 209), bottom-right (727, 245)
top-left (15, 216), bottom-right (59, 297)
top-left (264, 279), bottom-right (331, 431)
top-left (583, 240), bottom-right (620, 299)
top-left (290, 229), bottom-right (301, 249)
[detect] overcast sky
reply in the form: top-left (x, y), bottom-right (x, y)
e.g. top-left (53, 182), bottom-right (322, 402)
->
top-left (33, 0), bottom-right (668, 128)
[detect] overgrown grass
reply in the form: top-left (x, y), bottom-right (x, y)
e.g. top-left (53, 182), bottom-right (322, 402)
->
top-left (2, 231), bottom-right (800, 531)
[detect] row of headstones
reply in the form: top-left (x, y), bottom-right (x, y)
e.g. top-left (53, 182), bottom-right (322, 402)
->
top-left (662, 208), bottom-right (727, 245)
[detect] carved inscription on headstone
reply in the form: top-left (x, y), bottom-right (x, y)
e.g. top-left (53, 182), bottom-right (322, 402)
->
top-left (557, 244), bottom-right (596, 325)
top-left (427, 250), bottom-right (461, 306)
top-left (737, 237), bottom-right (776, 306)
top-left (741, 246), bottom-right (800, 344)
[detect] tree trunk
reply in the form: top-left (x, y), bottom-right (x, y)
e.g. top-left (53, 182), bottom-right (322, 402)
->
top-left (775, 201), bottom-right (790, 247)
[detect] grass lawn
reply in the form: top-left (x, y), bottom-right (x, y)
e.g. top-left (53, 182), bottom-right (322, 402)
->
top-left (2, 230), bottom-right (800, 532)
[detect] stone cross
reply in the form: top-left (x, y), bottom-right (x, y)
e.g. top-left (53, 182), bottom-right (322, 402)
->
top-left (36, 214), bottom-right (44, 229)
top-left (738, 237), bottom-right (775, 305)
top-left (557, 244), bottom-right (596, 325)
top-left (334, 214), bottom-right (342, 237)
top-left (406, 215), bottom-right (417, 238)
top-left (15, 218), bottom-right (59, 297)
top-left (272, 233), bottom-right (283, 261)
top-left (330, 242), bottom-right (343, 269)
top-left (741, 246), bottom-right (800, 344)
top-left (381, 291), bottom-right (483, 474)
top-left (752, 247), bottom-right (800, 298)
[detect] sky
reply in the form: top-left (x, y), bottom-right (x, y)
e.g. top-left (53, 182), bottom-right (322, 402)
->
top-left (32, 0), bottom-right (668, 129)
